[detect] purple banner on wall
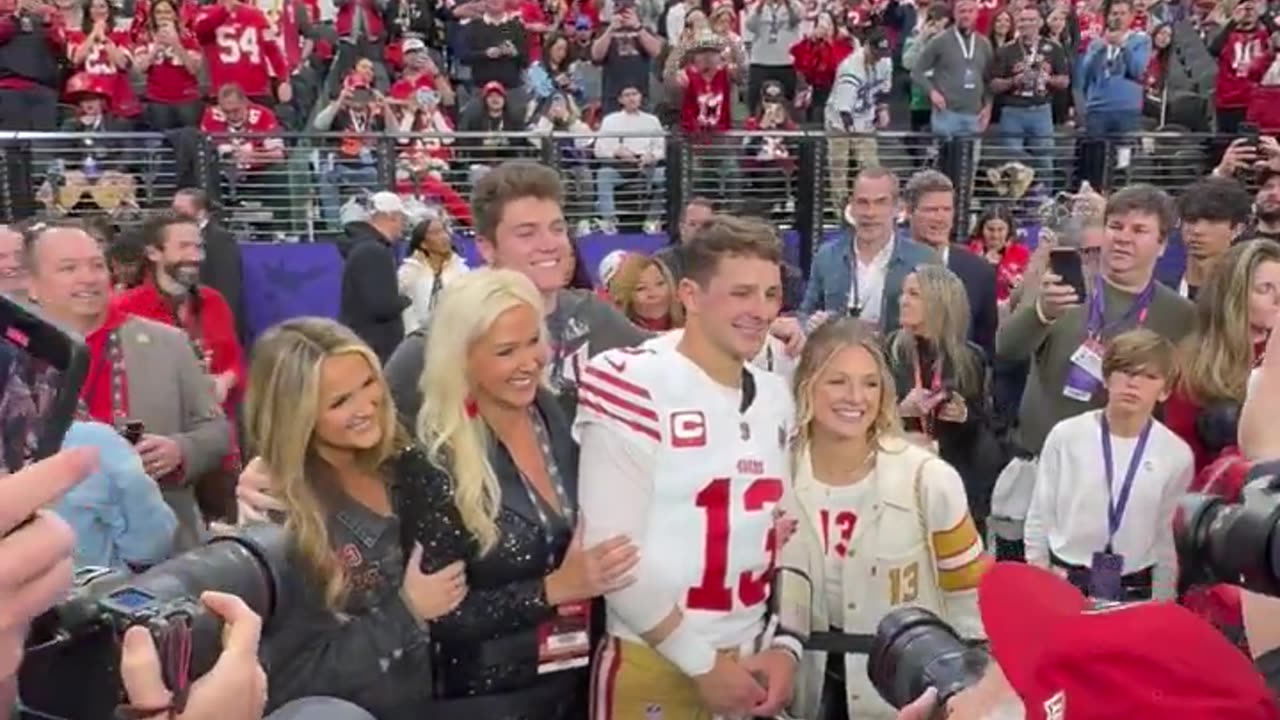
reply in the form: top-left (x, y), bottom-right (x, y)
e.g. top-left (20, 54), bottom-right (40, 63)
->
top-left (240, 242), bottom-right (345, 342)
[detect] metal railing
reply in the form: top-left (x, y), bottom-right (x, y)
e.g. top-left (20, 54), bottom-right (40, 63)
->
top-left (0, 128), bottom-right (1232, 272)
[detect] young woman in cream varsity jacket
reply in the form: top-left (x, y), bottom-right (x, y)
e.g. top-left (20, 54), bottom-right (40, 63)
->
top-left (779, 318), bottom-right (988, 720)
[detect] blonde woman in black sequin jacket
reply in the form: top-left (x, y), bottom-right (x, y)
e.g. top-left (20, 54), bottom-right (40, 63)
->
top-left (246, 317), bottom-right (465, 720)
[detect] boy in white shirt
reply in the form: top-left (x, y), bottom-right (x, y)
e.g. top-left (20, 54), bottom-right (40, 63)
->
top-left (1025, 328), bottom-right (1193, 601)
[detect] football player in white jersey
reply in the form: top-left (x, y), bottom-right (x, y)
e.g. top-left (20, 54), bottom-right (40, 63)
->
top-left (575, 216), bottom-right (800, 720)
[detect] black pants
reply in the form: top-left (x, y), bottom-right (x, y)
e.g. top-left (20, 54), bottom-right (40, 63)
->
top-left (145, 100), bottom-right (203, 130)
top-left (820, 634), bottom-right (849, 720)
top-left (994, 536), bottom-right (1025, 563)
top-left (1050, 552), bottom-right (1153, 601)
top-left (1218, 106), bottom-right (1248, 134)
top-left (0, 85), bottom-right (57, 131)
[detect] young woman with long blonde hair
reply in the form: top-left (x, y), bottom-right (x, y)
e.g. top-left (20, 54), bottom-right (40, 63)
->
top-left (397, 268), bottom-right (638, 718)
top-left (779, 318), bottom-right (987, 720)
top-left (248, 318), bottom-right (465, 719)
top-left (1166, 239), bottom-right (1280, 471)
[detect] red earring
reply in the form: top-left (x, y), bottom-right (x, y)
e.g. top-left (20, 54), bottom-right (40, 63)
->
top-left (464, 395), bottom-right (479, 419)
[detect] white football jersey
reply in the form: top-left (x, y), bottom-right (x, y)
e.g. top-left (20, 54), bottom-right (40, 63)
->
top-left (574, 345), bottom-right (795, 648)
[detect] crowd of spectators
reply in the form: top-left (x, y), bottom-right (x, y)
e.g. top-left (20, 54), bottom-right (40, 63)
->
top-left (1, 0), bottom-right (1273, 238)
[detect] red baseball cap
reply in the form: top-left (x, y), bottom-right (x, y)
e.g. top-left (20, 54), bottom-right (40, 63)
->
top-left (979, 562), bottom-right (1279, 720)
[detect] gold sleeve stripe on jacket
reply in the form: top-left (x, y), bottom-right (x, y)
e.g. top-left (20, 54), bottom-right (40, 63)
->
top-left (932, 513), bottom-right (982, 562)
top-left (938, 554), bottom-right (991, 593)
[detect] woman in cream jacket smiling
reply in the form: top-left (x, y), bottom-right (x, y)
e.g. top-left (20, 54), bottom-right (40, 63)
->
top-left (779, 318), bottom-right (988, 720)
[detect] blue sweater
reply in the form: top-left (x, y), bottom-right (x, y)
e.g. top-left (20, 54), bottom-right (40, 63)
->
top-left (52, 421), bottom-right (177, 570)
top-left (1077, 32), bottom-right (1151, 114)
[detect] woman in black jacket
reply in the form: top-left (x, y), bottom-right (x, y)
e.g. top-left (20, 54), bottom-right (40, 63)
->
top-left (884, 265), bottom-right (1004, 537)
top-left (249, 318), bottom-right (466, 719)
top-left (395, 267), bottom-right (639, 719)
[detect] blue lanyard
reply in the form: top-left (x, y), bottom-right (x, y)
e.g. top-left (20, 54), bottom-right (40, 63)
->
top-left (1099, 414), bottom-right (1153, 553)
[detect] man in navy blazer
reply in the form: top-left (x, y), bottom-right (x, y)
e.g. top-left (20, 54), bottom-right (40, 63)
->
top-left (900, 170), bottom-right (999, 359)
top-left (800, 167), bottom-right (940, 331)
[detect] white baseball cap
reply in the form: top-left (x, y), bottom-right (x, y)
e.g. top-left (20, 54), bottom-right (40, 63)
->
top-left (370, 191), bottom-right (406, 216)
top-left (403, 37), bottom-right (427, 54)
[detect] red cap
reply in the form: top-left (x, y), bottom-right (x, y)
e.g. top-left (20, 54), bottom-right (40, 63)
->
top-left (481, 80), bottom-right (507, 98)
top-left (64, 72), bottom-right (112, 102)
top-left (980, 563), bottom-right (1279, 720)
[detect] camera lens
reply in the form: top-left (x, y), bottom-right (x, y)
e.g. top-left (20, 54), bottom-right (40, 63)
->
top-left (1174, 491), bottom-right (1280, 596)
top-left (868, 606), bottom-right (989, 709)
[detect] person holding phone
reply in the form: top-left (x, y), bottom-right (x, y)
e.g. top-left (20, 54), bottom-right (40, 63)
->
top-left (1078, 0), bottom-right (1149, 140)
top-left (993, 185), bottom-right (1194, 561)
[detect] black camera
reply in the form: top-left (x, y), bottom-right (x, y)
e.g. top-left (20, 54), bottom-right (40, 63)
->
top-left (1175, 460), bottom-right (1280, 598)
top-left (867, 607), bottom-right (990, 710)
top-left (17, 523), bottom-right (288, 720)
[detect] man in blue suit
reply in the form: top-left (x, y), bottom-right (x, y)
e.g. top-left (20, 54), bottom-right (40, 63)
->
top-left (899, 170), bottom-right (999, 359)
top-left (800, 167), bottom-right (939, 331)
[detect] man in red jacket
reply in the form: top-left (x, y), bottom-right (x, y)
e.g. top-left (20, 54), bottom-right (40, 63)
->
top-left (112, 211), bottom-right (245, 522)
top-left (112, 211), bottom-right (245, 414)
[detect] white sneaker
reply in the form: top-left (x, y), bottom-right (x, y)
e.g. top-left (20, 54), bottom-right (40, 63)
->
top-left (575, 219), bottom-right (593, 237)
top-left (597, 219), bottom-right (618, 235)
top-left (642, 219), bottom-right (661, 235)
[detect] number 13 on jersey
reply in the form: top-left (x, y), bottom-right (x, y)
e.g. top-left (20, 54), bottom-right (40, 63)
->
top-left (686, 476), bottom-right (784, 612)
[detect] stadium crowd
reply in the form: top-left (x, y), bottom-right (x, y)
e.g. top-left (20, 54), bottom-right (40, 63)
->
top-left (3, 0), bottom-right (1273, 232)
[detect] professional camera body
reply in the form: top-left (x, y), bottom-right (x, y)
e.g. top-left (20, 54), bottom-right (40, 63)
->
top-left (1175, 460), bottom-right (1280, 597)
top-left (18, 523), bottom-right (287, 720)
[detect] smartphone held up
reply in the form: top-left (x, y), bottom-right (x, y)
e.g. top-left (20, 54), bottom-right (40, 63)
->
top-left (0, 294), bottom-right (89, 487)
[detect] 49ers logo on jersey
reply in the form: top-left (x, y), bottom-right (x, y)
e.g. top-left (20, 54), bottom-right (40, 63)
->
top-left (670, 411), bottom-right (706, 448)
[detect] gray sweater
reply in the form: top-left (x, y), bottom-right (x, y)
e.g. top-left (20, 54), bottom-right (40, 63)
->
top-left (745, 0), bottom-right (803, 67)
top-left (910, 28), bottom-right (995, 115)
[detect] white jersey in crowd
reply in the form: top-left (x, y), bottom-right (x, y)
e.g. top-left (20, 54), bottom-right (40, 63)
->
top-left (642, 328), bottom-right (797, 381)
top-left (573, 344), bottom-right (795, 649)
top-left (825, 47), bottom-right (893, 132)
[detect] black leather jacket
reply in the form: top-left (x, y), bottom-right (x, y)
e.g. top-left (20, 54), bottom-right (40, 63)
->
top-left (395, 389), bottom-right (584, 720)
top-left (261, 465), bottom-right (434, 720)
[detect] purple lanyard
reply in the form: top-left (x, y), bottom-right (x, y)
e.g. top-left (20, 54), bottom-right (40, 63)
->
top-left (1086, 282), bottom-right (1155, 339)
top-left (1099, 414), bottom-right (1153, 553)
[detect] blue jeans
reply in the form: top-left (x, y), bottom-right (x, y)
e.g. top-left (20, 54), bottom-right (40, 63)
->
top-left (596, 164), bottom-right (666, 223)
top-left (931, 108), bottom-right (981, 137)
top-left (1084, 107), bottom-right (1142, 137)
top-left (999, 104), bottom-right (1055, 188)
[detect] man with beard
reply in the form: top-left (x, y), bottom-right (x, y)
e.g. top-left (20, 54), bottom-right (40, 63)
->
top-left (173, 188), bottom-right (244, 343)
top-left (27, 219), bottom-right (229, 550)
top-left (1214, 137), bottom-right (1280, 242)
top-left (112, 212), bottom-right (244, 523)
